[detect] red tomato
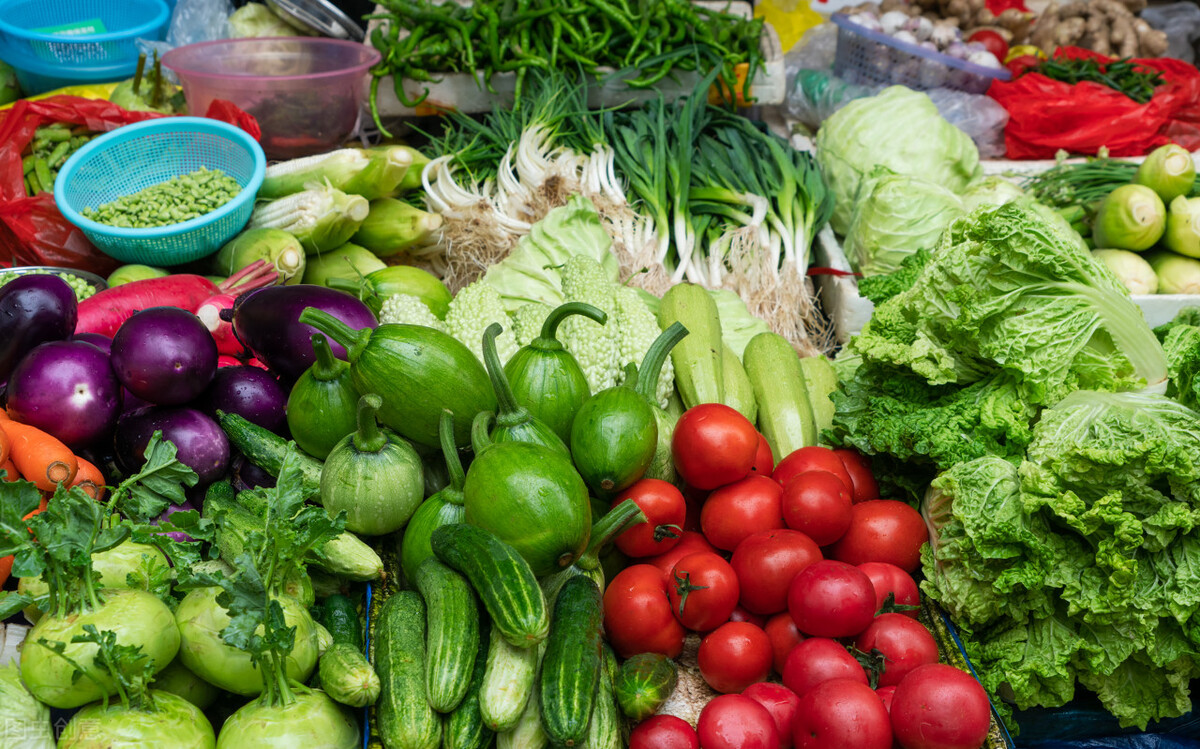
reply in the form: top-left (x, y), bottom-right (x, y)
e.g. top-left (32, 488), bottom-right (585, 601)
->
top-left (793, 679), bottom-right (893, 749)
top-left (751, 433), bottom-right (775, 475)
top-left (764, 612), bottom-right (805, 674)
top-left (699, 622), bottom-right (774, 693)
top-left (673, 404), bottom-right (759, 490)
top-left (669, 552), bottom-right (740, 631)
top-left (613, 479), bottom-right (687, 558)
top-left (743, 682), bottom-right (801, 749)
top-left (603, 564), bottom-right (686, 659)
top-left (773, 446), bottom-right (852, 491)
top-left (731, 529), bottom-right (822, 616)
top-left (697, 694), bottom-right (780, 749)
top-left (876, 685), bottom-right (897, 713)
top-left (787, 560), bottom-right (876, 638)
top-left (830, 500), bottom-right (929, 573)
top-left (833, 448), bottom-right (879, 503)
top-left (781, 471), bottom-right (853, 546)
top-left (858, 562), bottom-right (920, 619)
top-left (701, 475), bottom-right (784, 552)
top-left (968, 28), bottom-right (1009, 61)
top-left (781, 637), bottom-right (867, 697)
top-left (730, 605), bottom-right (768, 628)
top-left (854, 614), bottom-right (939, 688)
top-left (630, 715), bottom-right (700, 749)
top-left (646, 531), bottom-right (719, 586)
top-left (890, 664), bottom-right (991, 749)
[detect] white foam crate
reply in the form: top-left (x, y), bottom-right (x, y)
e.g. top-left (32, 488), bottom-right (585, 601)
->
top-left (366, 1), bottom-right (785, 117)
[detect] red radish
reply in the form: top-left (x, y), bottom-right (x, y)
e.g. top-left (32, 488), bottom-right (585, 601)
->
top-left (246, 358), bottom-right (270, 370)
top-left (76, 261), bottom-right (278, 336)
top-left (196, 292), bottom-right (244, 356)
top-left (217, 355), bottom-right (243, 368)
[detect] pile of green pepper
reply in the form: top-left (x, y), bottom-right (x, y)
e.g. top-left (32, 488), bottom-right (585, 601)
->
top-left (366, 0), bottom-right (764, 130)
top-left (1034, 57), bottom-right (1165, 104)
top-left (22, 124), bottom-right (93, 197)
top-left (81, 167), bottom-right (242, 229)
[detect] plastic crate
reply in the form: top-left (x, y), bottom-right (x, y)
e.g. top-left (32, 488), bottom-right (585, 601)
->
top-left (0, 0), bottom-right (170, 95)
top-left (831, 13), bottom-right (1010, 95)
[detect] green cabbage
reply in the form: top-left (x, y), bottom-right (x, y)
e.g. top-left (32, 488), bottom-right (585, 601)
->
top-left (0, 663), bottom-right (53, 748)
top-left (816, 86), bottom-right (981, 235)
top-left (228, 3), bottom-right (306, 38)
top-left (843, 167), bottom-right (964, 277)
top-left (960, 177), bottom-right (1025, 213)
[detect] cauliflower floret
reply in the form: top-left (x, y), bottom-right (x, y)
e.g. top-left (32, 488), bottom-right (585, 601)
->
top-left (615, 285), bottom-right (674, 408)
top-left (511, 302), bottom-right (552, 348)
top-left (559, 255), bottom-right (620, 393)
top-left (445, 280), bottom-right (518, 364)
top-left (378, 293), bottom-right (446, 331)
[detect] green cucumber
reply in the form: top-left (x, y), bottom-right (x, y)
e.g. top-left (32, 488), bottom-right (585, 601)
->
top-left (217, 411), bottom-right (323, 497)
top-left (743, 332), bottom-right (817, 459)
top-left (431, 524), bottom-right (549, 648)
top-left (319, 642), bottom-right (381, 708)
top-left (539, 576), bottom-right (603, 747)
top-left (579, 645), bottom-right (621, 749)
top-left (721, 343), bottom-right (758, 424)
top-left (498, 676), bottom-right (550, 749)
top-left (314, 621), bottom-right (334, 656)
top-left (401, 410), bottom-right (468, 584)
top-left (299, 308), bottom-right (498, 448)
top-left (480, 322), bottom-right (570, 455)
top-left (373, 591), bottom-right (442, 749)
top-left (445, 617), bottom-right (495, 749)
top-left (480, 627), bottom-right (543, 733)
top-left (570, 363), bottom-right (657, 498)
top-left (320, 594), bottom-right (362, 650)
top-left (657, 283), bottom-right (724, 408)
top-left (614, 653), bottom-right (678, 720)
top-left (285, 333), bottom-right (359, 460)
top-left (414, 559), bottom-right (480, 713)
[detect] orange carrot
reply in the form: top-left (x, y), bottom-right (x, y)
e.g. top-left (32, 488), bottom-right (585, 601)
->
top-left (0, 420), bottom-right (9, 465)
top-left (0, 457), bottom-right (17, 482)
top-left (0, 497), bottom-right (49, 588)
top-left (0, 420), bottom-right (77, 492)
top-left (70, 457), bottom-right (107, 501)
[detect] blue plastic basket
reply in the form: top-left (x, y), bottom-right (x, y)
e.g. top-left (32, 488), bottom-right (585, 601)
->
top-left (0, 0), bottom-right (170, 95)
top-left (54, 117), bottom-right (266, 266)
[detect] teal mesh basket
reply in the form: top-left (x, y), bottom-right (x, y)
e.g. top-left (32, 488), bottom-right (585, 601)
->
top-left (54, 117), bottom-right (266, 266)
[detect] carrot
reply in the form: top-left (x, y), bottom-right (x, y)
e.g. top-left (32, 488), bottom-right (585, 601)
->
top-left (0, 457), bottom-right (17, 482)
top-left (70, 457), bottom-right (107, 501)
top-left (74, 260), bottom-right (279, 336)
top-left (0, 496), bottom-right (50, 588)
top-left (0, 424), bottom-right (9, 466)
top-left (0, 420), bottom-right (77, 492)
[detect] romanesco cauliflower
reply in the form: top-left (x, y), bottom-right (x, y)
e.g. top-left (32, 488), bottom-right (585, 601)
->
top-left (512, 303), bottom-right (552, 347)
top-left (615, 285), bottom-right (674, 408)
top-left (378, 293), bottom-right (446, 331)
top-left (560, 255), bottom-right (620, 393)
top-left (446, 280), bottom-right (519, 364)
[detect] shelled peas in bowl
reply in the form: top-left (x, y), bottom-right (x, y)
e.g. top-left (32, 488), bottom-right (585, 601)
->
top-left (81, 166), bottom-right (242, 229)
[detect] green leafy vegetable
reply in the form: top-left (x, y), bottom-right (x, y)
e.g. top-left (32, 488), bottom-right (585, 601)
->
top-left (106, 432), bottom-right (199, 524)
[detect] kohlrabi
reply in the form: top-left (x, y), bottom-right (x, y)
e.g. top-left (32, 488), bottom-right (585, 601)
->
top-left (1134, 143), bottom-right (1196, 204)
top-left (1164, 196), bottom-right (1200, 259)
top-left (1092, 184), bottom-right (1166, 252)
top-left (1093, 249), bottom-right (1159, 295)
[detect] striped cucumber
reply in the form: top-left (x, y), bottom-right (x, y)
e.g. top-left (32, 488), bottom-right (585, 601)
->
top-left (444, 617), bottom-right (495, 749)
top-left (320, 594), bottom-right (363, 650)
top-left (414, 559), bottom-right (480, 713)
top-left (579, 644), bottom-right (621, 749)
top-left (657, 283), bottom-right (723, 408)
top-left (479, 627), bottom-right (542, 732)
top-left (498, 677), bottom-right (550, 749)
top-left (539, 576), bottom-right (604, 747)
top-left (431, 524), bottom-right (549, 648)
top-left (319, 642), bottom-right (381, 708)
top-left (373, 591), bottom-right (441, 749)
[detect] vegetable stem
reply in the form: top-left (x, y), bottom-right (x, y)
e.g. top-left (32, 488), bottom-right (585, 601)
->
top-left (482, 323), bottom-right (524, 419)
top-left (352, 395), bottom-right (389, 453)
top-left (635, 322), bottom-right (688, 403)
top-left (437, 410), bottom-right (466, 495)
top-left (535, 301), bottom-right (608, 351)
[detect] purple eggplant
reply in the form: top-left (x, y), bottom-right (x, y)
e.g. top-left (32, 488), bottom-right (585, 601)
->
top-left (231, 285), bottom-right (376, 382)
top-left (0, 274), bottom-right (78, 382)
top-left (115, 406), bottom-right (230, 485)
top-left (111, 307), bottom-right (217, 406)
top-left (200, 365), bottom-right (287, 434)
top-left (71, 332), bottom-right (113, 355)
top-left (6, 340), bottom-right (121, 448)
top-left (231, 453), bottom-right (278, 492)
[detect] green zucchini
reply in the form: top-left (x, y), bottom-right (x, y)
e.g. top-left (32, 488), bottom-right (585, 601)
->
top-left (217, 411), bottom-right (323, 496)
top-left (498, 677), bottom-right (550, 749)
top-left (721, 343), bottom-right (758, 424)
top-left (657, 283), bottom-right (724, 408)
top-left (414, 559), bottom-right (480, 713)
top-left (798, 355), bottom-right (838, 437)
top-left (320, 594), bottom-right (363, 651)
top-left (579, 645), bottom-right (621, 749)
top-left (480, 627), bottom-right (542, 733)
top-left (539, 576), bottom-right (603, 747)
top-left (445, 617), bottom-right (495, 749)
top-left (431, 524), bottom-right (549, 648)
top-left (480, 322), bottom-right (570, 455)
top-left (614, 653), bottom-right (678, 720)
top-left (373, 591), bottom-right (442, 749)
top-left (298, 308), bottom-right (498, 449)
top-left (320, 642), bottom-right (381, 708)
top-left (286, 332), bottom-right (359, 460)
top-left (743, 332), bottom-right (817, 459)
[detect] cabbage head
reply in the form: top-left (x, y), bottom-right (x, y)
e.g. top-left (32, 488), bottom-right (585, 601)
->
top-left (817, 86), bottom-right (981, 234)
top-left (843, 167), bottom-right (964, 277)
top-left (0, 663), bottom-right (53, 748)
top-left (960, 177), bottom-right (1025, 213)
top-left (58, 691), bottom-right (215, 749)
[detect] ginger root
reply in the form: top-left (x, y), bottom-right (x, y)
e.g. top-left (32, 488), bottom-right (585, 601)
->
top-left (1133, 18), bottom-right (1169, 57)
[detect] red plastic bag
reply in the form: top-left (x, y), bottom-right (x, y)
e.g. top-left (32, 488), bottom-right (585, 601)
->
top-left (0, 97), bottom-right (261, 275)
top-left (988, 47), bottom-right (1200, 160)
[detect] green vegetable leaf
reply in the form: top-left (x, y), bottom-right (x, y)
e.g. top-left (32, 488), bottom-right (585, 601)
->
top-left (0, 591), bottom-right (33, 621)
top-left (108, 431), bottom-right (199, 523)
top-left (0, 477), bottom-right (45, 578)
top-left (857, 248), bottom-right (931, 306)
top-left (69, 624), bottom-right (157, 710)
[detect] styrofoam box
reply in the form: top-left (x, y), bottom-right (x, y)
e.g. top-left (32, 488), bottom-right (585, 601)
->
top-left (366, 1), bottom-right (786, 117)
top-left (815, 155), bottom-right (1200, 344)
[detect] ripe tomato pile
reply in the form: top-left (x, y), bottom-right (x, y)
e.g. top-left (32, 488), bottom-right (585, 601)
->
top-left (607, 404), bottom-right (994, 749)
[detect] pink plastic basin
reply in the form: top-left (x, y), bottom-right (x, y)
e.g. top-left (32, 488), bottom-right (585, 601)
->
top-left (163, 37), bottom-right (380, 160)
